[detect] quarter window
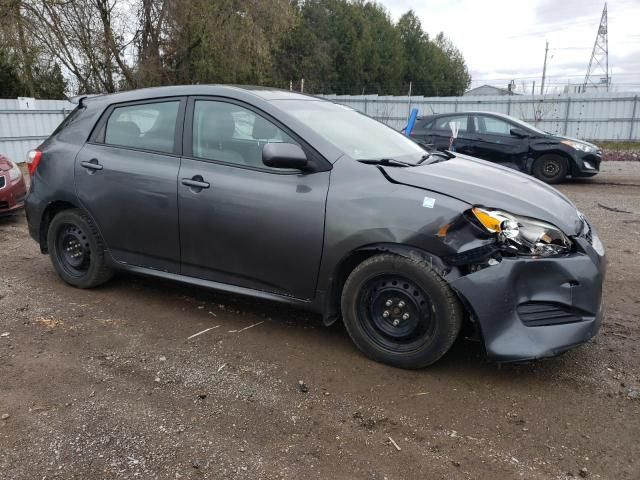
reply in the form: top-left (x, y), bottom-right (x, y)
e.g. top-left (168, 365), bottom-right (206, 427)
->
top-left (192, 100), bottom-right (297, 169)
top-left (104, 101), bottom-right (180, 153)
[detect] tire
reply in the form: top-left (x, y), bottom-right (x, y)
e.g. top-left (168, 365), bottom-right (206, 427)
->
top-left (47, 208), bottom-right (113, 288)
top-left (341, 254), bottom-right (463, 369)
top-left (532, 154), bottom-right (568, 184)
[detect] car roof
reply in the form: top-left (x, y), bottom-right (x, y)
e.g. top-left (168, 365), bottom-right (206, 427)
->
top-left (422, 111), bottom-right (516, 121)
top-left (80, 85), bottom-right (321, 107)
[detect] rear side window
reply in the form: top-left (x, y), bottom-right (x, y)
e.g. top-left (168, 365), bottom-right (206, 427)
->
top-left (104, 101), bottom-right (180, 153)
top-left (434, 115), bottom-right (469, 132)
top-left (421, 119), bottom-right (435, 129)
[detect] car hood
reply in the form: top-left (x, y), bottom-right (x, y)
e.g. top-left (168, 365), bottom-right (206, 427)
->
top-left (544, 134), bottom-right (599, 150)
top-left (382, 155), bottom-right (583, 235)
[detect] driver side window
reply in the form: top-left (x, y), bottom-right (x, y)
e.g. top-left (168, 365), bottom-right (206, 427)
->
top-left (478, 116), bottom-right (513, 136)
top-left (192, 100), bottom-right (298, 169)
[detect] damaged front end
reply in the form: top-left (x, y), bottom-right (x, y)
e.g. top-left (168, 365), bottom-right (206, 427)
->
top-left (440, 207), bottom-right (606, 362)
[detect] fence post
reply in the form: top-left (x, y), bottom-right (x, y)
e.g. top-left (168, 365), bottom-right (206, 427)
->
top-left (630, 95), bottom-right (639, 141)
top-left (507, 98), bottom-right (511, 115)
top-left (364, 97), bottom-right (368, 115)
top-left (564, 97), bottom-right (572, 136)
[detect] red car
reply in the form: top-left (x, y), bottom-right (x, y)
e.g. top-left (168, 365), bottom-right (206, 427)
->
top-left (0, 154), bottom-right (27, 216)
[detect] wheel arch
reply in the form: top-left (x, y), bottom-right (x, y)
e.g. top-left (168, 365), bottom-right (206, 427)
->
top-left (39, 201), bottom-right (82, 253)
top-left (321, 243), bottom-right (457, 327)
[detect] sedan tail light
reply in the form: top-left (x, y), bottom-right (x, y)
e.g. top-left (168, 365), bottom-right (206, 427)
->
top-left (26, 149), bottom-right (42, 176)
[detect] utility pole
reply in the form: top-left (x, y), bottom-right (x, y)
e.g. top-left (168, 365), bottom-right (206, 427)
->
top-left (407, 81), bottom-right (412, 117)
top-left (582, 2), bottom-right (609, 93)
top-left (532, 80), bottom-right (536, 95)
top-left (540, 40), bottom-right (549, 95)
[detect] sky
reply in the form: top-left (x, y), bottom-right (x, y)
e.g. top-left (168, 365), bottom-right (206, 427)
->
top-left (379, 0), bottom-right (640, 93)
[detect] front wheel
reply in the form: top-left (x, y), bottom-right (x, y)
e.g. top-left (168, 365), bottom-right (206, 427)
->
top-left (532, 154), bottom-right (568, 184)
top-left (47, 209), bottom-right (113, 288)
top-left (341, 254), bottom-right (463, 369)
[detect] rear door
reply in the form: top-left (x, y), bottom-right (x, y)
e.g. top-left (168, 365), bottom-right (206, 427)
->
top-left (75, 98), bottom-right (185, 272)
top-left (178, 98), bottom-right (330, 299)
top-left (472, 114), bottom-right (529, 170)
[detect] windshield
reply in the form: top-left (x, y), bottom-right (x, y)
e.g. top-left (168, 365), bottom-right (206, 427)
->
top-left (278, 100), bottom-right (426, 162)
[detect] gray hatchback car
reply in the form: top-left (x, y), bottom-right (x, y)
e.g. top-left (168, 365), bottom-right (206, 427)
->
top-left (25, 85), bottom-right (606, 368)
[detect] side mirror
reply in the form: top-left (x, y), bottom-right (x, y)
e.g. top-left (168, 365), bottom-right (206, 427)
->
top-left (262, 143), bottom-right (309, 170)
top-left (510, 127), bottom-right (528, 138)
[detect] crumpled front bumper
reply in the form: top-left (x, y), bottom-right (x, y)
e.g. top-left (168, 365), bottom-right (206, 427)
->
top-left (451, 236), bottom-right (606, 362)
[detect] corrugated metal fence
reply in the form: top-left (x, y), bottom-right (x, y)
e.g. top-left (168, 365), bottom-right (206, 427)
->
top-left (320, 92), bottom-right (640, 141)
top-left (1, 93), bottom-right (639, 163)
top-left (0, 98), bottom-right (74, 163)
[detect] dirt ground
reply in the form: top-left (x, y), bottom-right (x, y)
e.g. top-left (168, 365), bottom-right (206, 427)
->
top-left (1, 162), bottom-right (639, 480)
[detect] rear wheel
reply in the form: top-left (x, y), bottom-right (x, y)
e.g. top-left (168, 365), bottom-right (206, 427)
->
top-left (533, 154), bottom-right (568, 184)
top-left (47, 209), bottom-right (113, 288)
top-left (341, 254), bottom-right (463, 369)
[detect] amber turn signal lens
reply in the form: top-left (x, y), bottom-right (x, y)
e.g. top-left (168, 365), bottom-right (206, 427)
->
top-left (471, 207), bottom-right (502, 233)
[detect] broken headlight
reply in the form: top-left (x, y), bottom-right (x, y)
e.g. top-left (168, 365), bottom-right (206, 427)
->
top-left (471, 207), bottom-right (572, 256)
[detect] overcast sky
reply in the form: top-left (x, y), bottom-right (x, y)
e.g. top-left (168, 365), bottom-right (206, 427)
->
top-left (380, 0), bottom-right (640, 93)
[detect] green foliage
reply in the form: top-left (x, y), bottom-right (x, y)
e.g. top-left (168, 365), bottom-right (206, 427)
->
top-left (0, 49), bottom-right (67, 99)
top-left (276, 2), bottom-right (469, 95)
top-left (3, 0), bottom-right (470, 98)
top-left (0, 51), bottom-right (24, 98)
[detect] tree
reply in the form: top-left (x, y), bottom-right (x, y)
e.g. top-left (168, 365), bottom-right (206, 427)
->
top-left (1, 0), bottom-right (471, 98)
top-left (0, 50), bottom-right (24, 98)
top-left (397, 10), bottom-right (470, 96)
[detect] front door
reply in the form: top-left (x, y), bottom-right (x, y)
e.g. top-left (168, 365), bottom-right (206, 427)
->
top-left (75, 98), bottom-right (185, 272)
top-left (178, 98), bottom-right (330, 300)
top-left (472, 114), bottom-right (529, 170)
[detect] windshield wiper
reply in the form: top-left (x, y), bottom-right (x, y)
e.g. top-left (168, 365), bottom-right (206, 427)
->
top-left (358, 158), bottom-right (413, 167)
top-left (416, 153), bottom-right (432, 165)
top-left (418, 150), bottom-right (456, 165)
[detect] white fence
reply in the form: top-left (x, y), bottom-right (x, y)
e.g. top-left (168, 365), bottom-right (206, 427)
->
top-left (0, 98), bottom-right (74, 163)
top-left (1, 92), bottom-right (639, 163)
top-left (320, 92), bottom-right (640, 142)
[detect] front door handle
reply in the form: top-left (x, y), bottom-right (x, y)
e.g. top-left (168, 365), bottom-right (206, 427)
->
top-left (80, 159), bottom-right (103, 171)
top-left (181, 176), bottom-right (210, 190)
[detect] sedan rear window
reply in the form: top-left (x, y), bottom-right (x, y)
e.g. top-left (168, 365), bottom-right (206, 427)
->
top-left (104, 101), bottom-right (180, 153)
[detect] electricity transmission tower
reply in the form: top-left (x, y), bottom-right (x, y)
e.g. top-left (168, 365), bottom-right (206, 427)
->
top-left (581, 2), bottom-right (609, 93)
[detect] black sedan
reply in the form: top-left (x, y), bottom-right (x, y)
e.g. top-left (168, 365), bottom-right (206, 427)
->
top-left (25, 86), bottom-right (605, 368)
top-left (409, 111), bottom-right (602, 183)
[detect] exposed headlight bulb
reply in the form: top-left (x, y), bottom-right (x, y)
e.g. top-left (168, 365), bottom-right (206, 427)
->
top-left (501, 219), bottom-right (519, 239)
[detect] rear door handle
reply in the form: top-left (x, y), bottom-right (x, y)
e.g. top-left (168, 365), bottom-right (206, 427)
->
top-left (181, 176), bottom-right (210, 190)
top-left (80, 159), bottom-right (103, 171)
